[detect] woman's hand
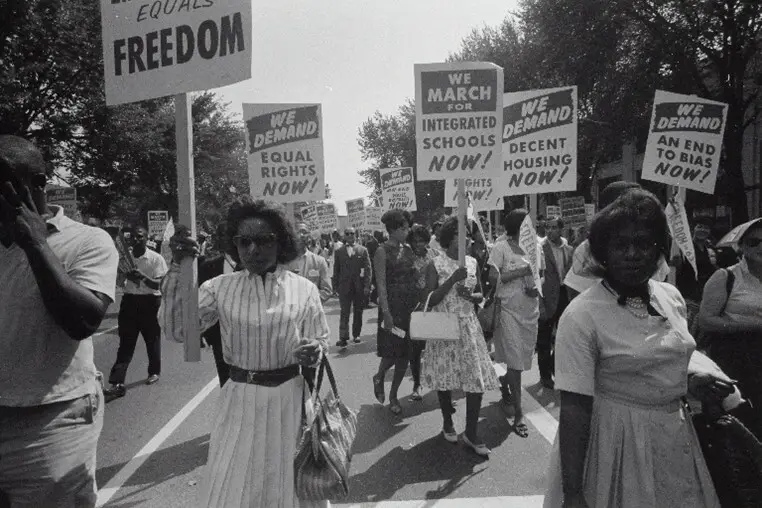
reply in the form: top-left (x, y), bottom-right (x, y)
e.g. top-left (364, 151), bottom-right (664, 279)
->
top-left (293, 339), bottom-right (322, 366)
top-left (688, 373), bottom-right (735, 403)
top-left (524, 286), bottom-right (539, 298)
top-left (449, 266), bottom-right (468, 285)
top-left (382, 310), bottom-right (395, 330)
top-left (169, 226), bottom-right (200, 263)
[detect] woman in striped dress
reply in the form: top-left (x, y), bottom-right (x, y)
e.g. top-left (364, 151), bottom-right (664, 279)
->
top-left (162, 199), bottom-right (330, 508)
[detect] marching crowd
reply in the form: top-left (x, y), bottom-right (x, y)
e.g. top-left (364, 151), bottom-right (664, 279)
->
top-left (2, 135), bottom-right (762, 507)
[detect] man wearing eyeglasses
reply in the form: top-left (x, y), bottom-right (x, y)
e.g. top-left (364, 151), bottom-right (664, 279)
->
top-left (333, 227), bottom-right (372, 348)
top-left (0, 135), bottom-right (118, 508)
top-left (283, 222), bottom-right (333, 302)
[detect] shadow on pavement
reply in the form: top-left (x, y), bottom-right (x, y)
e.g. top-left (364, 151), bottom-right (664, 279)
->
top-left (351, 404), bottom-right (410, 455)
top-left (346, 433), bottom-right (488, 503)
top-left (524, 382), bottom-right (560, 411)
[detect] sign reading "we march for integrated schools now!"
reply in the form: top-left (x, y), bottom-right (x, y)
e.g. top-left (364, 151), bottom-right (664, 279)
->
top-left (101, 0), bottom-right (252, 105)
top-left (641, 90), bottom-right (728, 194)
top-left (243, 104), bottom-right (325, 204)
top-left (415, 62), bottom-right (503, 181)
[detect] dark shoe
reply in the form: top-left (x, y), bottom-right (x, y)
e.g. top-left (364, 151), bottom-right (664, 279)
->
top-left (337, 339), bottom-right (349, 349)
top-left (146, 374), bottom-right (160, 385)
top-left (373, 374), bottom-right (385, 404)
top-left (389, 398), bottom-right (402, 415)
top-left (352, 336), bottom-right (361, 344)
top-left (104, 384), bottom-right (126, 402)
top-left (461, 433), bottom-right (490, 456)
top-left (540, 377), bottom-right (555, 390)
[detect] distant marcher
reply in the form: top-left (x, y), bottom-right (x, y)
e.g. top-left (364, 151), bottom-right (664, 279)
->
top-left (675, 216), bottom-right (717, 334)
top-left (421, 217), bottom-right (499, 456)
top-left (490, 209), bottom-right (540, 438)
top-left (537, 217), bottom-right (574, 389)
top-left (333, 227), bottom-right (372, 348)
top-left (373, 209), bottom-right (417, 415)
top-left (104, 225), bottom-right (168, 400)
top-left (283, 222), bottom-right (333, 302)
top-left (429, 221), bottom-right (444, 254)
top-left (0, 135), bottom-right (118, 507)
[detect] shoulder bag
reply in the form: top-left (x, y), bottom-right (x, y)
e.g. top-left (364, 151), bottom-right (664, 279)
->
top-left (410, 292), bottom-right (460, 341)
top-left (295, 356), bottom-right (358, 501)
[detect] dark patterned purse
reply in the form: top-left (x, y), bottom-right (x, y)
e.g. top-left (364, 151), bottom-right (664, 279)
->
top-left (294, 356), bottom-right (358, 501)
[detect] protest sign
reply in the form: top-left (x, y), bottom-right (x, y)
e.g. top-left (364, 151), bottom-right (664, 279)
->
top-left (46, 186), bottom-right (77, 217)
top-left (364, 207), bottom-right (384, 231)
top-left (519, 215), bottom-right (543, 297)
top-left (666, 197), bottom-right (697, 280)
top-left (147, 210), bottom-right (170, 238)
top-left (244, 103), bottom-right (325, 203)
top-left (380, 167), bottom-right (417, 211)
top-left (300, 204), bottom-right (319, 232)
top-left (101, 0), bottom-right (252, 106)
top-left (502, 86), bottom-right (577, 195)
top-left (444, 178), bottom-right (504, 211)
top-left (584, 204), bottom-right (596, 224)
top-left (315, 203), bottom-right (338, 234)
top-left (545, 205), bottom-right (561, 218)
top-left (346, 198), bottom-right (366, 229)
top-left (641, 90), bottom-right (728, 194)
top-left (415, 62), bottom-right (503, 181)
top-left (559, 196), bottom-right (587, 227)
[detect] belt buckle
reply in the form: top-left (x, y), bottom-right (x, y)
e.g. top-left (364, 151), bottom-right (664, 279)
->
top-left (247, 371), bottom-right (256, 384)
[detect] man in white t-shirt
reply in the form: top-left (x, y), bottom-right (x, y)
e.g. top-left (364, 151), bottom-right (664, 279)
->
top-left (104, 226), bottom-right (168, 400)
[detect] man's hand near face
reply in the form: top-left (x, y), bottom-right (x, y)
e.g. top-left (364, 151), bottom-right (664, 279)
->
top-left (0, 180), bottom-right (48, 250)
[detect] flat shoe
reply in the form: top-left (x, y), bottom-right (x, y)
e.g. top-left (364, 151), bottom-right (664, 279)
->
top-left (442, 429), bottom-right (458, 443)
top-left (409, 389), bottom-right (422, 401)
top-left (372, 374), bottom-right (385, 404)
top-left (513, 421), bottom-right (529, 438)
top-left (389, 399), bottom-right (402, 415)
top-left (461, 433), bottom-right (490, 456)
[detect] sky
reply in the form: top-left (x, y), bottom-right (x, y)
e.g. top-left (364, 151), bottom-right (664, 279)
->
top-left (216, 0), bottom-right (519, 215)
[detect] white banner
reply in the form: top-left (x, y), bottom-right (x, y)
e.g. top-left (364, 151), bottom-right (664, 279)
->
top-left (147, 210), bottom-right (170, 238)
top-left (559, 196), bottom-right (587, 228)
top-left (519, 215), bottom-right (543, 297)
top-left (545, 205), bottom-right (561, 218)
top-left (46, 186), bottom-right (77, 217)
top-left (346, 198), bottom-right (366, 229)
top-left (666, 198), bottom-right (698, 280)
top-left (101, 0), bottom-right (252, 106)
top-left (364, 207), bottom-right (384, 231)
top-left (502, 86), bottom-right (577, 195)
top-left (315, 202), bottom-right (338, 234)
top-left (444, 178), bottom-right (504, 211)
top-left (641, 90), bottom-right (728, 194)
top-left (244, 103), bottom-right (325, 203)
top-left (415, 62), bottom-right (503, 181)
top-left (300, 204), bottom-right (319, 232)
top-left (380, 167), bottom-right (417, 211)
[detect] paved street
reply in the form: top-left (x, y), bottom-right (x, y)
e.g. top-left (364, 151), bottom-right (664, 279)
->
top-left (93, 294), bottom-right (560, 507)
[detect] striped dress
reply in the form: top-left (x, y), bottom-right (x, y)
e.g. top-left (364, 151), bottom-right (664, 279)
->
top-left (160, 265), bottom-right (330, 507)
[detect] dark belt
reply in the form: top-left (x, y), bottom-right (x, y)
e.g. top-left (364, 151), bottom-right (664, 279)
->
top-left (228, 364), bottom-right (302, 387)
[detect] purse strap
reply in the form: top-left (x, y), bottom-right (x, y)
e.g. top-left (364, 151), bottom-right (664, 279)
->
top-left (309, 355), bottom-right (341, 409)
top-left (422, 291), bottom-right (434, 313)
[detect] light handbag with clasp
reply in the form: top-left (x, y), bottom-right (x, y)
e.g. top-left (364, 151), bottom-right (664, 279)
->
top-left (409, 292), bottom-right (460, 341)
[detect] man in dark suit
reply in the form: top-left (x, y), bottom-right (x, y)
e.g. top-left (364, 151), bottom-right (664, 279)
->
top-left (538, 217), bottom-right (574, 389)
top-left (333, 227), bottom-right (372, 348)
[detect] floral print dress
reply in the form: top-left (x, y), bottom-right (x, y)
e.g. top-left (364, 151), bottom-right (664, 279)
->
top-left (421, 255), bottom-right (499, 393)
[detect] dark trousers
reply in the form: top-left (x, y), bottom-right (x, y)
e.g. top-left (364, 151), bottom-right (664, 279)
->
top-left (109, 294), bottom-right (162, 385)
top-left (339, 287), bottom-right (365, 340)
top-left (537, 289), bottom-right (568, 381)
top-left (203, 324), bottom-right (230, 387)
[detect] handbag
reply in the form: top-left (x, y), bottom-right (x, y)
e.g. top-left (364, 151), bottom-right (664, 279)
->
top-left (477, 296), bottom-right (500, 341)
top-left (409, 292), bottom-right (460, 341)
top-left (294, 356), bottom-right (358, 501)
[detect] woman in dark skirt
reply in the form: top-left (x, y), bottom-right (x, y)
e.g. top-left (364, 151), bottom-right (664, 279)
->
top-left (372, 209), bottom-right (418, 414)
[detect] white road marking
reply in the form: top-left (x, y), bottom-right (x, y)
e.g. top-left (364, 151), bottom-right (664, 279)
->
top-left (334, 495), bottom-right (545, 507)
top-left (493, 364), bottom-right (558, 444)
top-left (93, 325), bottom-right (118, 337)
top-left (95, 377), bottom-right (218, 507)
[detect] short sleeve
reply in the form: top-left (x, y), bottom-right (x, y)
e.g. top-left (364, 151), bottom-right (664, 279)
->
top-left (490, 242), bottom-right (506, 272)
top-left (68, 228), bottom-right (119, 302)
top-left (554, 305), bottom-right (597, 396)
top-left (153, 253), bottom-right (169, 279)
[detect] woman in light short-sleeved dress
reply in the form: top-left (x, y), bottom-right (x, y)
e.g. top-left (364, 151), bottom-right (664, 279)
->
top-left (545, 189), bottom-right (727, 508)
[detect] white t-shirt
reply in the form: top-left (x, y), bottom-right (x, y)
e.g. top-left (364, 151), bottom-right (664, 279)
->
top-left (124, 248), bottom-right (168, 296)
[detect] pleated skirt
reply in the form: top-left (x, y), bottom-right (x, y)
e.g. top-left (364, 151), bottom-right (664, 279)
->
top-left (199, 377), bottom-right (329, 508)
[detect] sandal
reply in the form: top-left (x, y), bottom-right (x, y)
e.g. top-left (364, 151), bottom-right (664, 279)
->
top-left (513, 420), bottom-right (529, 438)
top-left (442, 428), bottom-right (458, 443)
top-left (461, 433), bottom-right (490, 456)
top-left (389, 398), bottom-right (402, 415)
top-left (372, 374), bottom-right (385, 404)
top-left (409, 388), bottom-right (422, 401)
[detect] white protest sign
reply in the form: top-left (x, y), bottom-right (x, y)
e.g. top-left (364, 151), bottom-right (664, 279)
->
top-left (666, 198), bottom-right (698, 280)
top-left (346, 198), bottom-right (366, 229)
top-left (444, 178), bottom-right (504, 211)
top-left (243, 104), bottom-right (325, 203)
top-left (642, 90), bottom-right (728, 194)
top-left (519, 215), bottom-right (543, 297)
top-left (559, 196), bottom-right (587, 228)
top-left (300, 204), bottom-right (319, 233)
top-left (415, 62), bottom-right (503, 181)
top-left (46, 186), bottom-right (77, 217)
top-left (101, 0), bottom-right (252, 106)
top-left (315, 203), bottom-right (338, 234)
top-left (545, 205), bottom-right (561, 218)
top-left (502, 86), bottom-right (577, 195)
top-left (584, 204), bottom-right (596, 224)
top-left (364, 207), bottom-right (384, 231)
top-left (147, 210), bottom-right (170, 238)
top-left (380, 167), bottom-right (417, 211)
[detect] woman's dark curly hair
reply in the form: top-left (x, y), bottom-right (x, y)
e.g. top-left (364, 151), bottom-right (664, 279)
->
top-left (223, 198), bottom-right (300, 265)
top-left (438, 216), bottom-right (463, 249)
top-left (588, 188), bottom-right (670, 268)
top-left (407, 223), bottom-right (431, 244)
top-left (381, 209), bottom-right (411, 232)
top-left (503, 208), bottom-right (528, 236)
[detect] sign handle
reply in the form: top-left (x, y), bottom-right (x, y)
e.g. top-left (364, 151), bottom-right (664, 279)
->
top-left (457, 179), bottom-right (466, 268)
top-left (176, 93), bottom-right (200, 362)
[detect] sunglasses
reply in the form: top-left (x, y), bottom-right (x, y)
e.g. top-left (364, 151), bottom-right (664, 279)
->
top-left (744, 237), bottom-right (762, 248)
top-left (233, 233), bottom-right (277, 249)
